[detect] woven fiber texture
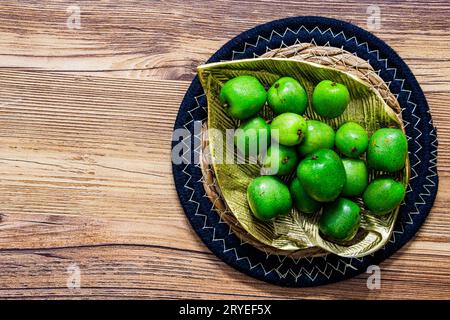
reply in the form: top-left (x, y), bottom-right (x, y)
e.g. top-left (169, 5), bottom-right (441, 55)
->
top-left (172, 16), bottom-right (438, 287)
top-left (200, 43), bottom-right (404, 258)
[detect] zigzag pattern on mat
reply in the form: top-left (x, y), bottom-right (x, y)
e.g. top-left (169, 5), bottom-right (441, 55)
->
top-left (181, 25), bottom-right (438, 282)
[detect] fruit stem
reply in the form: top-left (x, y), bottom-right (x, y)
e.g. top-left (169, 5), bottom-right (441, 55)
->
top-left (274, 83), bottom-right (280, 89)
top-left (223, 102), bottom-right (228, 109)
top-left (331, 82), bottom-right (337, 87)
top-left (351, 147), bottom-right (357, 153)
top-left (282, 157), bottom-right (289, 164)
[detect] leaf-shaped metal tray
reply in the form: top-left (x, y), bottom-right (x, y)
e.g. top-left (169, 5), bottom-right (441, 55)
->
top-left (197, 57), bottom-right (409, 258)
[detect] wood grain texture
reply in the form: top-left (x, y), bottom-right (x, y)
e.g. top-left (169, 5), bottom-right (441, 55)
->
top-left (0, 0), bottom-right (449, 299)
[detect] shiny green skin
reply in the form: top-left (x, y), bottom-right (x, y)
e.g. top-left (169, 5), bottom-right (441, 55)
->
top-left (247, 176), bottom-right (293, 221)
top-left (296, 149), bottom-right (346, 202)
top-left (335, 122), bottom-right (369, 158)
top-left (297, 120), bottom-right (335, 156)
top-left (267, 77), bottom-right (308, 115)
top-left (234, 116), bottom-right (271, 157)
top-left (367, 128), bottom-right (408, 172)
top-left (341, 158), bottom-right (369, 196)
top-left (261, 144), bottom-right (298, 176)
top-left (312, 80), bottom-right (350, 118)
top-left (319, 198), bottom-right (361, 242)
top-left (289, 177), bottom-right (321, 215)
top-left (219, 75), bottom-right (267, 120)
top-left (363, 177), bottom-right (406, 215)
top-left (270, 113), bottom-right (307, 146)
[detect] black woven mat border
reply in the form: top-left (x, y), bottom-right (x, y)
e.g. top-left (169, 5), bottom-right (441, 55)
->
top-left (172, 16), bottom-right (438, 287)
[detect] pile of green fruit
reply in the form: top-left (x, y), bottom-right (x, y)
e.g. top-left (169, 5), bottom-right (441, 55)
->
top-left (220, 75), bottom-right (408, 243)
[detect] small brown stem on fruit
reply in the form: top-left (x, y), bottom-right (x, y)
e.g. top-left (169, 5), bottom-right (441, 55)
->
top-left (274, 83), bottom-right (280, 89)
top-left (297, 129), bottom-right (303, 137)
top-left (282, 157), bottom-right (289, 164)
top-left (223, 103), bottom-right (228, 109)
top-left (351, 147), bottom-right (357, 153)
top-left (331, 82), bottom-right (337, 87)
top-left (311, 155), bottom-right (318, 160)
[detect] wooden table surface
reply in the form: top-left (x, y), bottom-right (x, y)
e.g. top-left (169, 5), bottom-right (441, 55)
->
top-left (0, 1), bottom-right (449, 299)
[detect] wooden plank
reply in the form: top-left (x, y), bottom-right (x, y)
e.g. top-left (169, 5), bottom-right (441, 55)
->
top-left (0, 241), bottom-right (448, 299)
top-left (0, 69), bottom-right (449, 299)
top-left (0, 0), bottom-right (449, 299)
top-left (0, 72), bottom-right (199, 251)
top-left (0, 1), bottom-right (448, 84)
